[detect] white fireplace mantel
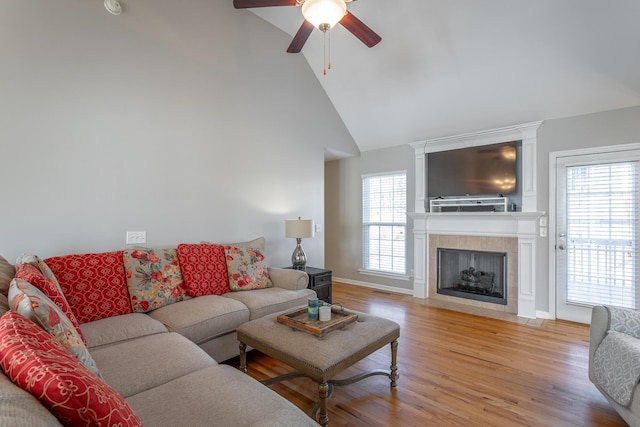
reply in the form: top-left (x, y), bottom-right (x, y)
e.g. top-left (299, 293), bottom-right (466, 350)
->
top-left (409, 212), bottom-right (544, 319)
top-left (408, 122), bottom-right (544, 319)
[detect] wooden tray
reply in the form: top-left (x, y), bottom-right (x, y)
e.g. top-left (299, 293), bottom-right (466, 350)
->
top-left (277, 306), bottom-right (358, 337)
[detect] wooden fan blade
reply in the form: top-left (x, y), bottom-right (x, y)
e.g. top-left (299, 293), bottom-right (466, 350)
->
top-left (339, 11), bottom-right (381, 48)
top-left (287, 20), bottom-right (315, 53)
top-left (233, 0), bottom-right (297, 9)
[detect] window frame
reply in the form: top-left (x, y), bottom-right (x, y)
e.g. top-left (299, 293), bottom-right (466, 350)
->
top-left (360, 171), bottom-right (408, 278)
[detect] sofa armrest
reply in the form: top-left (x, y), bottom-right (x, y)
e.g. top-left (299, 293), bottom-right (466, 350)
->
top-left (590, 305), bottom-right (611, 381)
top-left (589, 305), bottom-right (640, 381)
top-left (268, 267), bottom-right (309, 291)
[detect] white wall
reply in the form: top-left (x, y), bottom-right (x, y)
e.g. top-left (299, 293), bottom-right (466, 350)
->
top-left (0, 0), bottom-right (359, 267)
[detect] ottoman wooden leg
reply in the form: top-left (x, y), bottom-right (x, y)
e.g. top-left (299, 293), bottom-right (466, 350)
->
top-left (390, 339), bottom-right (399, 387)
top-left (318, 381), bottom-right (329, 426)
top-left (239, 342), bottom-right (247, 373)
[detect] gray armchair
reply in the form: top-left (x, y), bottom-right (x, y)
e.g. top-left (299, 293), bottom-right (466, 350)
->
top-left (590, 305), bottom-right (640, 427)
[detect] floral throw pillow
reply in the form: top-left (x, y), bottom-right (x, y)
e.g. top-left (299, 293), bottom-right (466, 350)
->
top-left (224, 246), bottom-right (273, 291)
top-left (0, 311), bottom-right (142, 427)
top-left (8, 279), bottom-right (101, 378)
top-left (123, 248), bottom-right (187, 313)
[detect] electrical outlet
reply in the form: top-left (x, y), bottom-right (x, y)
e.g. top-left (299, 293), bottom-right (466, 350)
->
top-left (126, 231), bottom-right (146, 245)
top-left (315, 223), bottom-right (323, 233)
top-left (539, 227), bottom-right (548, 237)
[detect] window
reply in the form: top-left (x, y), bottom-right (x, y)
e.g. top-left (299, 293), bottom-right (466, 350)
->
top-left (362, 172), bottom-right (407, 275)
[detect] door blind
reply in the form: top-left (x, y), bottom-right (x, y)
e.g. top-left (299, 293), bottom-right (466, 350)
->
top-left (566, 161), bottom-right (639, 309)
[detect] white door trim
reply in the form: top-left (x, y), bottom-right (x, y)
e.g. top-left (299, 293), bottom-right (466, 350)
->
top-left (548, 142), bottom-right (640, 321)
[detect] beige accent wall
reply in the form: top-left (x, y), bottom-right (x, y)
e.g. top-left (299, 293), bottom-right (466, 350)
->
top-left (325, 144), bottom-right (415, 291)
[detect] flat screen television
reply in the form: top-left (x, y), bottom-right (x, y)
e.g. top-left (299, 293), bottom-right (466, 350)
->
top-left (427, 141), bottom-right (520, 198)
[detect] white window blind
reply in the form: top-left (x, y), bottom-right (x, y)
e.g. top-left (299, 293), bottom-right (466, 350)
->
top-left (362, 172), bottom-right (407, 275)
top-left (566, 161), bottom-right (639, 309)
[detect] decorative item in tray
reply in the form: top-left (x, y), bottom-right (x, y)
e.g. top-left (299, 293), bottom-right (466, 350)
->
top-left (276, 305), bottom-right (358, 337)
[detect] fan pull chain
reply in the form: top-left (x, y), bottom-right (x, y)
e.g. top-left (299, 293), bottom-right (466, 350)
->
top-left (323, 29), bottom-right (327, 75)
top-left (327, 29), bottom-right (331, 72)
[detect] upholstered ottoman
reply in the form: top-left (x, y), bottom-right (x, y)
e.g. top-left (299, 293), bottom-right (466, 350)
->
top-left (237, 308), bottom-right (400, 426)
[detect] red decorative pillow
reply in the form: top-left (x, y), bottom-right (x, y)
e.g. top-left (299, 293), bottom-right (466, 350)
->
top-left (0, 311), bottom-right (142, 426)
top-left (45, 251), bottom-right (132, 324)
top-left (177, 244), bottom-right (230, 296)
top-left (14, 263), bottom-right (86, 344)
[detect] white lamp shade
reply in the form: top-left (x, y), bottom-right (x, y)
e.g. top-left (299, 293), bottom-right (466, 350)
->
top-left (285, 218), bottom-right (315, 239)
top-left (301, 0), bottom-right (347, 29)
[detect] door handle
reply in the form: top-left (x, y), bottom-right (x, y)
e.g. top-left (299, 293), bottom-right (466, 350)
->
top-left (557, 233), bottom-right (566, 250)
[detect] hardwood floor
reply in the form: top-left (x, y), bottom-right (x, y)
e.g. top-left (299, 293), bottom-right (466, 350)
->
top-left (226, 282), bottom-right (626, 426)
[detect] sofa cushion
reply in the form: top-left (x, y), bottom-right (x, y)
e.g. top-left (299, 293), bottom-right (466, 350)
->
top-left (8, 279), bottom-right (101, 377)
top-left (125, 365), bottom-right (319, 427)
top-left (14, 262), bottom-right (85, 343)
top-left (123, 248), bottom-right (187, 313)
top-left (91, 332), bottom-right (217, 398)
top-left (0, 311), bottom-right (142, 427)
top-left (148, 296), bottom-right (249, 344)
top-left (0, 371), bottom-right (62, 427)
top-left (177, 243), bottom-right (230, 296)
top-left (223, 287), bottom-right (317, 320)
top-left (593, 330), bottom-right (640, 406)
top-left (0, 256), bottom-right (15, 297)
top-left (45, 251), bottom-right (132, 323)
top-left (224, 246), bottom-right (273, 291)
top-left (0, 294), bottom-right (8, 318)
top-left (80, 313), bottom-right (168, 349)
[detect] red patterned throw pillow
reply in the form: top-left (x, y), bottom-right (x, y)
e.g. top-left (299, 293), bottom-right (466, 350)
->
top-left (45, 251), bottom-right (132, 324)
top-left (177, 244), bottom-right (230, 296)
top-left (0, 311), bottom-right (142, 427)
top-left (14, 262), bottom-right (86, 344)
top-left (224, 246), bottom-right (273, 291)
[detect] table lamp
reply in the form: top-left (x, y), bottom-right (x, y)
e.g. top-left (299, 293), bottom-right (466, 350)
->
top-left (285, 217), bottom-right (315, 270)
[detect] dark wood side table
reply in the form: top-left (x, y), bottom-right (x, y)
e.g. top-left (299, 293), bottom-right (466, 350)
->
top-left (286, 266), bottom-right (332, 304)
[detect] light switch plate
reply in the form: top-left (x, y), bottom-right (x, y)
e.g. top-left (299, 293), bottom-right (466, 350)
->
top-left (126, 231), bottom-right (146, 245)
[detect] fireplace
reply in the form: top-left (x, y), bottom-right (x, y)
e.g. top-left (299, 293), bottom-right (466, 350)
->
top-left (437, 248), bottom-right (507, 305)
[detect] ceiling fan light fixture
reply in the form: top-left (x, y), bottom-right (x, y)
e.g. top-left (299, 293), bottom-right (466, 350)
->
top-left (301, 0), bottom-right (347, 30)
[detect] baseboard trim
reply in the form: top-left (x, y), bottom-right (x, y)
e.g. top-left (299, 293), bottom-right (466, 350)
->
top-left (536, 310), bottom-right (552, 319)
top-left (332, 277), bottom-right (414, 296)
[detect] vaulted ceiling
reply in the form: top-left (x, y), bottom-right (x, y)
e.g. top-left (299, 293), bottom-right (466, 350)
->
top-left (242, 0), bottom-right (640, 154)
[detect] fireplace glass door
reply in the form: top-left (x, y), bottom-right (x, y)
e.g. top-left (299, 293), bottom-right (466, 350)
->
top-left (437, 248), bottom-right (507, 305)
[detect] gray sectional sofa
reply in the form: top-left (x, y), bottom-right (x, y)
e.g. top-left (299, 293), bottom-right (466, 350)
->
top-left (0, 238), bottom-right (320, 426)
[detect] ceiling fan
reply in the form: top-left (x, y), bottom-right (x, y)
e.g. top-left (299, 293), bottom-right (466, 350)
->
top-left (233, 0), bottom-right (381, 53)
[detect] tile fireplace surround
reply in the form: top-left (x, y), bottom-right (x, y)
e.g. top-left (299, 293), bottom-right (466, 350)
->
top-left (410, 213), bottom-right (542, 318)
